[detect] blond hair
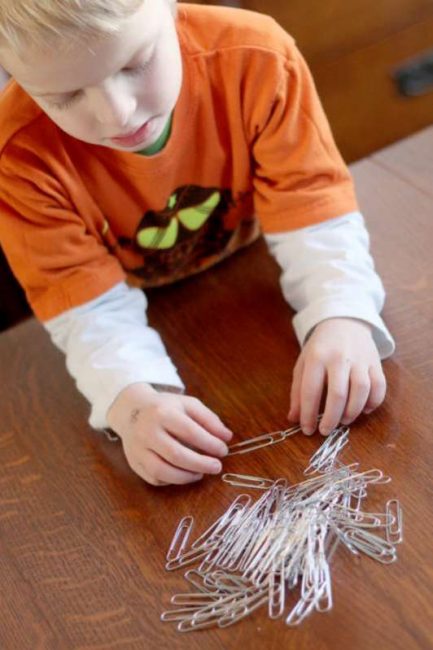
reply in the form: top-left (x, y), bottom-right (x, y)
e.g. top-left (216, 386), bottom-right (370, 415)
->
top-left (0, 0), bottom-right (176, 53)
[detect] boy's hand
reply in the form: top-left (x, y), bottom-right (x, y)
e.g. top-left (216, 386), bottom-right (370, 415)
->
top-left (107, 383), bottom-right (233, 486)
top-left (288, 318), bottom-right (386, 436)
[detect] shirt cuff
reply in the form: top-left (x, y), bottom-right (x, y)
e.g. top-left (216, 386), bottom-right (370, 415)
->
top-left (293, 299), bottom-right (395, 360)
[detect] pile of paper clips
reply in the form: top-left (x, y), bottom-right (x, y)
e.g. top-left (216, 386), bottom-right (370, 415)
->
top-left (161, 425), bottom-right (403, 632)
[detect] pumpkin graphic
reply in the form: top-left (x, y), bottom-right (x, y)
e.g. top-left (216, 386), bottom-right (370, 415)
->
top-left (117, 184), bottom-right (235, 282)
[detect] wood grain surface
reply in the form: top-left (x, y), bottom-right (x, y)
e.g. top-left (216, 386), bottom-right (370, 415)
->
top-left (1, 129), bottom-right (433, 649)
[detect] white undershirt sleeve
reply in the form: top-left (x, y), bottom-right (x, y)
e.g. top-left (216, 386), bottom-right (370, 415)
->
top-left (43, 283), bottom-right (184, 430)
top-left (264, 211), bottom-right (395, 359)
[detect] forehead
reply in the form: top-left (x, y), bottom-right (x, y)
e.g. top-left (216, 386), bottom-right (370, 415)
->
top-left (0, 0), bottom-right (164, 95)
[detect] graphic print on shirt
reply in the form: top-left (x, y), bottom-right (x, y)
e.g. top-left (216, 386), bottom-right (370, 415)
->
top-left (136, 189), bottom-right (221, 249)
top-left (116, 184), bottom-right (256, 283)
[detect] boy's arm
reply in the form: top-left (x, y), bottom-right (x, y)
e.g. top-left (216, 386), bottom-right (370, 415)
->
top-left (0, 147), bottom-right (230, 486)
top-left (44, 286), bottom-right (232, 486)
top-left (43, 282), bottom-right (185, 429)
top-left (265, 210), bottom-right (394, 434)
top-left (264, 210), bottom-right (395, 358)
top-left (241, 32), bottom-right (395, 433)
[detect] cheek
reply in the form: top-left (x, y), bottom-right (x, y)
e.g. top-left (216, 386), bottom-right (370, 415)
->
top-left (137, 42), bottom-right (182, 110)
top-left (135, 71), bottom-right (172, 111)
top-left (43, 106), bottom-right (97, 142)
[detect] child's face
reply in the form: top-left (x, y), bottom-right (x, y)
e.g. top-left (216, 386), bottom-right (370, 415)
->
top-left (1, 0), bottom-right (181, 151)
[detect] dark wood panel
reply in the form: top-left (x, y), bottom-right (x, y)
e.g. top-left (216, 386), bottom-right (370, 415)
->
top-left (312, 17), bottom-right (433, 161)
top-left (243, 0), bottom-right (433, 62)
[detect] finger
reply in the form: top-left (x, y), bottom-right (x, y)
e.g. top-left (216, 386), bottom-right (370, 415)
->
top-left (364, 365), bottom-right (387, 413)
top-left (183, 397), bottom-right (233, 441)
top-left (319, 361), bottom-right (351, 435)
top-left (299, 358), bottom-right (326, 435)
top-left (165, 409), bottom-right (229, 457)
top-left (138, 449), bottom-right (204, 486)
top-left (341, 368), bottom-right (371, 424)
top-left (288, 356), bottom-right (304, 422)
top-left (154, 429), bottom-right (224, 476)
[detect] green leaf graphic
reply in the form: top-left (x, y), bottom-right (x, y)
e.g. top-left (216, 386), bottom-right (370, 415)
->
top-left (168, 194), bottom-right (177, 210)
top-left (136, 217), bottom-right (179, 249)
top-left (177, 191), bottom-right (220, 231)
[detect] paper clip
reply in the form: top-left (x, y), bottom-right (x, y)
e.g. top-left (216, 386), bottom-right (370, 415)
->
top-left (162, 422), bottom-right (403, 634)
top-left (304, 426), bottom-right (349, 475)
top-left (227, 425), bottom-right (302, 456)
top-left (222, 474), bottom-right (276, 490)
top-left (166, 516), bottom-right (194, 563)
top-left (386, 499), bottom-right (403, 544)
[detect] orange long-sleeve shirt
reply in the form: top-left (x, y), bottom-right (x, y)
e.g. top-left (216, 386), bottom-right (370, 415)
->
top-left (0, 4), bottom-right (358, 321)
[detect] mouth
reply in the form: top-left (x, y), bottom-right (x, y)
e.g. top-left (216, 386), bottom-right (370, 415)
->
top-left (110, 120), bottom-right (153, 148)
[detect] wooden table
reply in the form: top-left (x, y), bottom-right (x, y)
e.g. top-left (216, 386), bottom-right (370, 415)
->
top-left (1, 127), bottom-right (432, 650)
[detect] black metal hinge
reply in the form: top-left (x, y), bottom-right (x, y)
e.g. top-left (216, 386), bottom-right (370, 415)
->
top-left (394, 48), bottom-right (433, 97)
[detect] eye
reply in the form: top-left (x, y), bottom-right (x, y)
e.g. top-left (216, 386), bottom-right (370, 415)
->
top-left (122, 55), bottom-right (153, 77)
top-left (122, 63), bottom-right (148, 77)
top-left (49, 92), bottom-right (81, 110)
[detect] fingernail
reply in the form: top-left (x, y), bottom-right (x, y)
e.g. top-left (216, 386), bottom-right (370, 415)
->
top-left (364, 408), bottom-right (373, 414)
top-left (211, 460), bottom-right (222, 474)
top-left (302, 426), bottom-right (314, 436)
top-left (320, 421), bottom-right (333, 434)
top-left (219, 443), bottom-right (229, 456)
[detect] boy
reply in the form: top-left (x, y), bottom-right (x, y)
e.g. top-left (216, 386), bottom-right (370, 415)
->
top-left (0, 1), bottom-right (394, 486)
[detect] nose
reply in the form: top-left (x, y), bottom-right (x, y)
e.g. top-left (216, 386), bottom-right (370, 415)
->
top-left (88, 79), bottom-right (137, 131)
